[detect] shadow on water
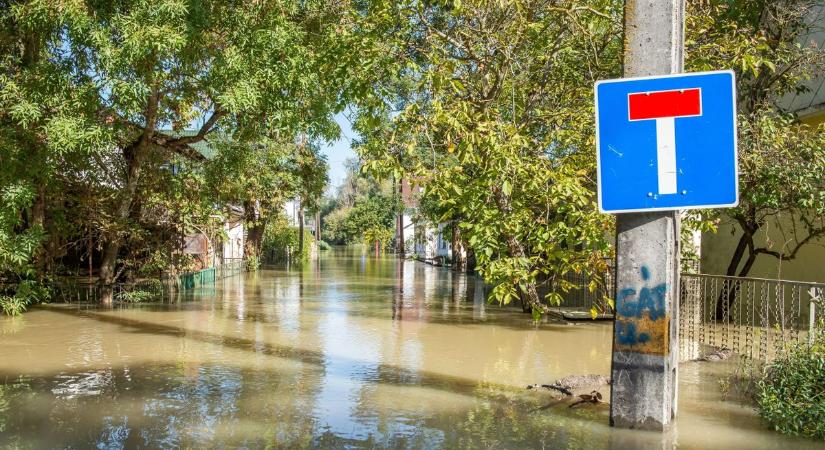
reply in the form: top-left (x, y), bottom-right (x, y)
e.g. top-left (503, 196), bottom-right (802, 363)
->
top-left (0, 359), bottom-right (611, 449)
top-left (1, 247), bottom-right (823, 449)
top-left (41, 306), bottom-right (520, 399)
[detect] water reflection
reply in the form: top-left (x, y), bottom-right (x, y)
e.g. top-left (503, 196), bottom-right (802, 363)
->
top-left (0, 247), bottom-right (821, 449)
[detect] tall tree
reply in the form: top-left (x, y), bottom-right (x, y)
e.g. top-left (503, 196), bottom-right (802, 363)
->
top-left (355, 0), bottom-right (622, 316)
top-left (204, 137), bottom-right (328, 259)
top-left (685, 0), bottom-right (825, 316)
top-left (0, 0), bottom-right (111, 285)
top-left (2, 1), bottom-right (351, 289)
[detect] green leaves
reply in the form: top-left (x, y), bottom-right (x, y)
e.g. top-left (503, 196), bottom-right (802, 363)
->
top-left (0, 183), bottom-right (44, 275)
top-left (501, 179), bottom-right (512, 197)
top-left (352, 0), bottom-right (621, 316)
top-left (757, 330), bottom-right (825, 439)
top-left (684, 0), bottom-right (825, 274)
top-left (0, 0), bottom-right (360, 289)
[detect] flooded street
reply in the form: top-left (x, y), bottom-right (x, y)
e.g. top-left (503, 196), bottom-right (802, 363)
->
top-left (0, 249), bottom-right (819, 449)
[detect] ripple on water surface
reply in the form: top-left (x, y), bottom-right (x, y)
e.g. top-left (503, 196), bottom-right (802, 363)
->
top-left (0, 249), bottom-right (821, 449)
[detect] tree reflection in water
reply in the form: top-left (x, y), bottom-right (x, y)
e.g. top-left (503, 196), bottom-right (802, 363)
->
top-left (0, 248), bottom-right (821, 449)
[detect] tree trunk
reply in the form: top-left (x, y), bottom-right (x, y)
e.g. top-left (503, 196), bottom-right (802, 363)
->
top-left (451, 223), bottom-right (464, 270)
top-left (246, 222), bottom-right (266, 258)
top-left (298, 206), bottom-right (305, 257)
top-left (88, 229), bottom-right (94, 280)
top-left (31, 184), bottom-right (45, 228)
top-left (397, 178), bottom-right (405, 257)
top-left (397, 213), bottom-right (405, 256)
top-left (244, 201), bottom-right (265, 258)
top-left (505, 235), bottom-right (542, 313)
top-left (99, 142), bottom-right (149, 284)
top-left (465, 247), bottom-right (476, 274)
top-left (315, 211), bottom-right (321, 242)
top-left (714, 228), bottom-right (757, 320)
top-left (99, 85), bottom-right (159, 285)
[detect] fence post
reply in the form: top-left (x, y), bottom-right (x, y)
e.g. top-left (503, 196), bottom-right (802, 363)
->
top-left (811, 289), bottom-right (818, 345)
top-left (810, 301), bottom-right (815, 345)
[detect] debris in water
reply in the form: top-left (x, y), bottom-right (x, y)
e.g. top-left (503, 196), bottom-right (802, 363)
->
top-left (569, 391), bottom-right (604, 408)
top-left (697, 347), bottom-right (733, 362)
top-left (552, 374), bottom-right (610, 389)
top-left (526, 374), bottom-right (611, 397)
top-left (527, 383), bottom-right (573, 396)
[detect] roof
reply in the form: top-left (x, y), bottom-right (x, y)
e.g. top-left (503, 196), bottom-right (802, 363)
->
top-left (161, 129), bottom-right (220, 159)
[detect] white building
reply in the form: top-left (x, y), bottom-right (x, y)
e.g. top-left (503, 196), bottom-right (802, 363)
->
top-left (222, 206), bottom-right (245, 260)
top-left (283, 198), bottom-right (316, 235)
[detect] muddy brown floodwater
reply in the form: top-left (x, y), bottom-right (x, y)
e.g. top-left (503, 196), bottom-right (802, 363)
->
top-left (0, 248), bottom-right (820, 449)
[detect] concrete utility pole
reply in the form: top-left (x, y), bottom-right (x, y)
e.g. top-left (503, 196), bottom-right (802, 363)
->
top-left (609, 0), bottom-right (684, 430)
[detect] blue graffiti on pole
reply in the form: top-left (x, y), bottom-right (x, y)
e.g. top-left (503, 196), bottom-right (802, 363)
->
top-left (617, 266), bottom-right (667, 320)
top-left (614, 266), bottom-right (669, 350)
top-left (616, 321), bottom-right (651, 345)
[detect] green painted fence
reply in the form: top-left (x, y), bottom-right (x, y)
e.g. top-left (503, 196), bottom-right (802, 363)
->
top-left (179, 258), bottom-right (246, 291)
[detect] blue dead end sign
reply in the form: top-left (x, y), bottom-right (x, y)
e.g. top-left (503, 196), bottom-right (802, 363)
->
top-left (595, 70), bottom-right (738, 213)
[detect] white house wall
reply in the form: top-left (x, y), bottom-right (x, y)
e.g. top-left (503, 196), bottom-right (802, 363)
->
top-left (223, 220), bottom-right (245, 260)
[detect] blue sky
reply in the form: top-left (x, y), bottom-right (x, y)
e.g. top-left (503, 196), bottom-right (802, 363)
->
top-left (320, 112), bottom-right (358, 194)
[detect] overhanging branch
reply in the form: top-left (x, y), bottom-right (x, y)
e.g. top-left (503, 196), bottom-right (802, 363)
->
top-left (152, 108), bottom-right (227, 161)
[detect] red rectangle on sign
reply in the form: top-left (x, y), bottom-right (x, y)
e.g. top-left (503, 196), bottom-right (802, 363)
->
top-left (628, 88), bottom-right (701, 120)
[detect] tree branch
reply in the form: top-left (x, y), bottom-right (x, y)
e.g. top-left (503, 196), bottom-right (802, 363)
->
top-left (152, 108), bottom-right (227, 161)
top-left (754, 227), bottom-right (825, 261)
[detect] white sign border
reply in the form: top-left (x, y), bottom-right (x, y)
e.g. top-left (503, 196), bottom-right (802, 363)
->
top-left (594, 69), bottom-right (739, 214)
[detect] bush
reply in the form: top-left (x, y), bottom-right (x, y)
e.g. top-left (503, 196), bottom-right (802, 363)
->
top-left (363, 226), bottom-right (394, 251)
top-left (757, 329), bottom-right (825, 440)
top-left (115, 280), bottom-right (163, 303)
top-left (262, 214), bottom-right (314, 262)
top-left (115, 289), bottom-right (155, 303)
top-left (245, 254), bottom-right (261, 271)
top-left (0, 280), bottom-right (51, 316)
top-left (0, 295), bottom-right (27, 316)
top-left (317, 240), bottom-right (331, 251)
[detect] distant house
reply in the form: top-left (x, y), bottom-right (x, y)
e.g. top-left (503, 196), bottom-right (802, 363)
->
top-left (171, 130), bottom-right (245, 269)
top-left (414, 222), bottom-right (452, 262)
top-left (781, 3), bottom-right (825, 126)
top-left (398, 178), bottom-right (454, 263)
top-left (283, 198), bottom-right (317, 236)
top-left (398, 179), bottom-right (416, 254)
top-left (222, 205), bottom-right (245, 260)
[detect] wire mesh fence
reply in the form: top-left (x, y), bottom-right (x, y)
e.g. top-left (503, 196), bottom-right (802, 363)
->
top-left (545, 269), bottom-right (615, 319)
top-left (678, 274), bottom-right (822, 363)
top-left (216, 258), bottom-right (246, 280)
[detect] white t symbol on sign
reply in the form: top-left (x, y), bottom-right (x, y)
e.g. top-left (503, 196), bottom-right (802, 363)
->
top-left (628, 88), bottom-right (703, 195)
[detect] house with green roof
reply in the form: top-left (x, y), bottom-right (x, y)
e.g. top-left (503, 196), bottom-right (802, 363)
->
top-left (170, 130), bottom-right (246, 271)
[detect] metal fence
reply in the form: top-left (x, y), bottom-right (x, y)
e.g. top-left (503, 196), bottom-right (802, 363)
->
top-left (678, 274), bottom-right (822, 362)
top-left (217, 258), bottom-right (246, 280)
top-left (547, 267), bottom-right (822, 362)
top-left (177, 258), bottom-right (248, 290)
top-left (49, 279), bottom-right (170, 303)
top-left (546, 270), bottom-right (615, 319)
